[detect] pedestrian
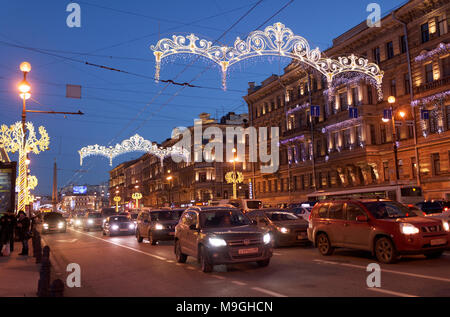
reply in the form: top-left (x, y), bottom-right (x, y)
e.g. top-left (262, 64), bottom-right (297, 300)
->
top-left (0, 211), bottom-right (16, 256)
top-left (17, 211), bottom-right (31, 256)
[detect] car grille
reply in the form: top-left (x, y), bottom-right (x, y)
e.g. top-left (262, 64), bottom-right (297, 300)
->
top-left (227, 238), bottom-right (262, 246)
top-left (421, 225), bottom-right (443, 233)
top-left (119, 223), bottom-right (131, 229)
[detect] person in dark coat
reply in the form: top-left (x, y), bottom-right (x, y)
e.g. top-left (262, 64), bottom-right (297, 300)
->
top-left (17, 211), bottom-right (30, 256)
top-left (0, 211), bottom-right (16, 255)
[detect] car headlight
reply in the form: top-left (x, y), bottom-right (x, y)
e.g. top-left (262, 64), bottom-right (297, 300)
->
top-left (129, 223), bottom-right (135, 229)
top-left (43, 223), bottom-right (49, 229)
top-left (87, 219), bottom-right (94, 225)
top-left (111, 225), bottom-right (119, 230)
top-left (263, 233), bottom-right (271, 244)
top-left (278, 227), bottom-right (290, 234)
top-left (155, 223), bottom-right (164, 230)
top-left (57, 222), bottom-right (64, 229)
top-left (400, 223), bottom-right (420, 235)
top-left (75, 220), bottom-right (81, 225)
top-left (209, 237), bottom-right (227, 247)
top-left (443, 221), bottom-right (449, 232)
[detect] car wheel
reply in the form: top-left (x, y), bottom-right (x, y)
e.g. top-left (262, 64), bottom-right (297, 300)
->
top-left (316, 233), bottom-right (334, 256)
top-left (375, 237), bottom-right (398, 264)
top-left (86, 227), bottom-right (90, 232)
top-left (257, 258), bottom-right (270, 267)
top-left (424, 251), bottom-right (444, 259)
top-left (136, 230), bottom-right (143, 243)
top-left (199, 245), bottom-right (213, 273)
top-left (149, 231), bottom-right (157, 245)
top-left (102, 230), bottom-right (106, 236)
top-left (175, 240), bottom-right (187, 263)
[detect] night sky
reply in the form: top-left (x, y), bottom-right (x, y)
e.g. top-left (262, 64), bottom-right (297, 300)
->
top-left (0, 0), bottom-right (405, 195)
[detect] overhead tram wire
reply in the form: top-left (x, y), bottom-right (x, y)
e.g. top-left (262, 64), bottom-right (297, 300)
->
top-left (63, 0), bottom-right (266, 187)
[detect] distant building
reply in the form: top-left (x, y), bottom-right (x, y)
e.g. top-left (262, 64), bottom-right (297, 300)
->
top-left (60, 182), bottom-right (109, 212)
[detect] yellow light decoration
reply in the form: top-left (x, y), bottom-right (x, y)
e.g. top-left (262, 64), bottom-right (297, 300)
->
top-left (26, 175), bottom-right (38, 205)
top-left (0, 122), bottom-right (49, 212)
top-left (150, 22), bottom-right (384, 98)
top-left (113, 196), bottom-right (121, 212)
top-left (79, 134), bottom-right (188, 167)
top-left (225, 171), bottom-right (244, 199)
top-left (132, 192), bottom-right (142, 208)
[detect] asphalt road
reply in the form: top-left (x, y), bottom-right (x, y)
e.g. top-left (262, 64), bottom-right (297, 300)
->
top-left (40, 227), bottom-right (450, 297)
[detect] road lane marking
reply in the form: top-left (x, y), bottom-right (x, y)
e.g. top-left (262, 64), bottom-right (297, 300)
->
top-left (211, 274), bottom-right (226, 280)
top-left (314, 259), bottom-right (450, 283)
top-left (251, 287), bottom-right (287, 297)
top-left (69, 228), bottom-right (167, 261)
top-left (367, 288), bottom-right (418, 297)
top-left (166, 260), bottom-right (175, 263)
top-left (273, 252), bottom-right (283, 256)
top-left (232, 280), bottom-right (247, 286)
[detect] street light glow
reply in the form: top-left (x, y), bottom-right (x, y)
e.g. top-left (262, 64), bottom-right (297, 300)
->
top-left (19, 61), bottom-right (31, 73)
top-left (388, 96), bottom-right (396, 104)
top-left (18, 80), bottom-right (31, 93)
top-left (399, 111), bottom-right (406, 118)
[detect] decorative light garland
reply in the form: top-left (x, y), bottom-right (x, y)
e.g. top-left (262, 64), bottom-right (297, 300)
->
top-left (151, 22), bottom-right (383, 95)
top-left (414, 42), bottom-right (450, 62)
top-left (225, 171), bottom-right (244, 199)
top-left (79, 134), bottom-right (189, 167)
top-left (322, 117), bottom-right (362, 133)
top-left (412, 90), bottom-right (449, 137)
top-left (280, 134), bottom-right (305, 145)
top-left (286, 102), bottom-right (310, 115)
top-left (0, 122), bottom-right (49, 212)
top-left (411, 90), bottom-right (450, 107)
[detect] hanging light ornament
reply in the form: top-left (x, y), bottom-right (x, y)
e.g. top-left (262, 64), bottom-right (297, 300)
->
top-left (151, 22), bottom-right (384, 98)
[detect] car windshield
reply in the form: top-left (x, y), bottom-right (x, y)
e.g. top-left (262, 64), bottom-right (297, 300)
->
top-left (109, 216), bottom-right (130, 222)
top-left (88, 213), bottom-right (102, 218)
top-left (247, 201), bottom-right (262, 209)
top-left (266, 212), bottom-right (299, 221)
top-left (418, 202), bottom-right (443, 214)
top-left (151, 211), bottom-right (179, 221)
top-left (130, 214), bottom-right (138, 219)
top-left (365, 201), bottom-right (414, 219)
top-left (44, 213), bottom-right (63, 220)
top-left (200, 210), bottom-right (251, 228)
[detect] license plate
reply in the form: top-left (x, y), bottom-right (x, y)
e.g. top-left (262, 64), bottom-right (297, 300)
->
top-left (238, 248), bottom-right (258, 255)
top-left (120, 229), bottom-right (128, 232)
top-left (297, 233), bottom-right (307, 240)
top-left (169, 232), bottom-right (175, 236)
top-left (430, 238), bottom-right (447, 246)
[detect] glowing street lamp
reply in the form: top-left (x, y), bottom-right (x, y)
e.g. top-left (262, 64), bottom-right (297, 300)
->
top-left (384, 96), bottom-right (400, 181)
top-left (113, 196), bottom-right (121, 212)
top-left (132, 192), bottom-right (142, 209)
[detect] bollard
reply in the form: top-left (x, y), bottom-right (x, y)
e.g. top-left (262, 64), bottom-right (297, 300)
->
top-left (42, 245), bottom-right (50, 260)
top-left (50, 279), bottom-right (65, 297)
top-left (37, 256), bottom-right (51, 297)
top-left (32, 229), bottom-right (38, 257)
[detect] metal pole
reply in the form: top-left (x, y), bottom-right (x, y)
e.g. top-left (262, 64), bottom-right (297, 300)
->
top-left (307, 73), bottom-right (317, 191)
top-left (391, 106), bottom-right (400, 181)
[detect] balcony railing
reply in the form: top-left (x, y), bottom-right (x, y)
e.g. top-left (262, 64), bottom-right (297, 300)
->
top-left (414, 75), bottom-right (450, 94)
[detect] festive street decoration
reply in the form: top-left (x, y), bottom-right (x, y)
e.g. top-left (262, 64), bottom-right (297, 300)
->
top-left (322, 117), bottom-right (363, 133)
top-left (412, 90), bottom-right (449, 137)
top-left (151, 22), bottom-right (383, 97)
top-left (79, 134), bottom-right (188, 167)
top-left (0, 122), bottom-right (50, 212)
top-left (225, 171), bottom-right (243, 199)
top-left (132, 192), bottom-right (142, 208)
top-left (27, 175), bottom-right (38, 205)
top-left (113, 196), bottom-right (121, 212)
top-left (414, 42), bottom-right (450, 62)
top-left (411, 90), bottom-right (450, 107)
top-left (286, 103), bottom-right (310, 115)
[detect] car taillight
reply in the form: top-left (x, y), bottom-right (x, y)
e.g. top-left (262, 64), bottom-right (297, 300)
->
top-left (309, 213), bottom-right (312, 221)
top-left (444, 207), bottom-right (449, 212)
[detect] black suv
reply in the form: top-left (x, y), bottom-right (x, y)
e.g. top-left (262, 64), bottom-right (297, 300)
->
top-left (174, 206), bottom-right (273, 273)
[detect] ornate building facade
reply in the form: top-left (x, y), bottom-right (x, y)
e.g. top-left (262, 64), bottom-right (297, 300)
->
top-left (244, 0), bottom-right (450, 204)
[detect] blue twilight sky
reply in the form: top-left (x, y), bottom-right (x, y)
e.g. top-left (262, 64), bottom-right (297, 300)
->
top-left (0, 0), bottom-right (406, 195)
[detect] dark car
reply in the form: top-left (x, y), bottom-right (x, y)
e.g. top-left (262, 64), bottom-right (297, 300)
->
top-left (416, 201), bottom-right (444, 215)
top-left (101, 207), bottom-right (117, 219)
top-left (82, 212), bottom-right (103, 231)
top-left (136, 209), bottom-right (181, 245)
top-left (41, 212), bottom-right (66, 234)
top-left (308, 199), bottom-right (449, 264)
top-left (174, 207), bottom-right (273, 273)
top-left (102, 215), bottom-right (135, 236)
top-left (247, 209), bottom-right (309, 247)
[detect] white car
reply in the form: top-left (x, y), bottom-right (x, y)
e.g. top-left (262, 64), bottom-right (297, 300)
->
top-left (290, 207), bottom-right (312, 222)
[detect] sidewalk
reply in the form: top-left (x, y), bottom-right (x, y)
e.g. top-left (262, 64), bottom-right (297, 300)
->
top-left (0, 242), bottom-right (39, 297)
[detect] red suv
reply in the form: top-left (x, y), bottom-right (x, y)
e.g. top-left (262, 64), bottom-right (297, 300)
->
top-left (307, 199), bottom-right (450, 263)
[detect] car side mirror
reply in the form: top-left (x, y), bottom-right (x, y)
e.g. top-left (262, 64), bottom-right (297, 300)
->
top-left (356, 215), bottom-right (368, 222)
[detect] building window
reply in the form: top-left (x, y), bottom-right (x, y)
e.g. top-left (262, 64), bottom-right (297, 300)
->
top-left (442, 56), bottom-right (450, 78)
top-left (438, 16), bottom-right (447, 36)
top-left (381, 125), bottom-right (387, 143)
top-left (343, 129), bottom-right (351, 149)
top-left (390, 79), bottom-right (397, 97)
top-left (367, 85), bottom-right (373, 105)
top-left (386, 41), bottom-right (394, 59)
top-left (429, 112), bottom-right (438, 134)
top-left (404, 73), bottom-right (410, 95)
top-left (411, 157), bottom-right (417, 179)
top-left (400, 35), bottom-right (407, 54)
top-left (351, 87), bottom-right (359, 105)
top-left (398, 159), bottom-right (403, 178)
top-left (446, 105), bottom-right (450, 130)
top-left (421, 23), bottom-right (430, 43)
top-left (339, 92), bottom-right (348, 111)
top-left (383, 161), bottom-right (390, 181)
top-left (432, 153), bottom-right (440, 175)
top-left (373, 47), bottom-right (381, 64)
top-left (370, 124), bottom-right (376, 145)
top-left (425, 63), bottom-right (433, 83)
top-left (408, 123), bottom-right (414, 139)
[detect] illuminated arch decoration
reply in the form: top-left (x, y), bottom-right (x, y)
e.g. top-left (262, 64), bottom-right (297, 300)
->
top-left (151, 22), bottom-right (384, 99)
top-left (78, 134), bottom-right (189, 167)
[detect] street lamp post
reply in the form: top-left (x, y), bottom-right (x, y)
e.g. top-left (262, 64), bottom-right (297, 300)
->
top-left (386, 96), bottom-right (402, 182)
top-left (166, 172), bottom-right (173, 207)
